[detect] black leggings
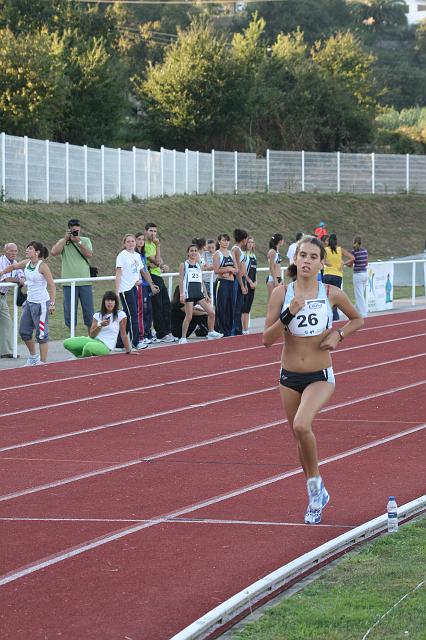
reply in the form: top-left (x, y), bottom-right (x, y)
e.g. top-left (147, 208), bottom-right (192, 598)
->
top-left (117, 286), bottom-right (140, 348)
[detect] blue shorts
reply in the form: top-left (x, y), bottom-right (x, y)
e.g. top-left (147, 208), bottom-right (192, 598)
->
top-left (279, 367), bottom-right (335, 394)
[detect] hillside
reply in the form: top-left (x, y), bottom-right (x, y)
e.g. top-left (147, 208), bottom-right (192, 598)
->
top-left (1, 193), bottom-right (425, 277)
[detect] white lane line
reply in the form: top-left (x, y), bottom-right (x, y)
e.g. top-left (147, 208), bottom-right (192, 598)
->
top-left (0, 516), bottom-right (351, 529)
top-left (0, 337), bottom-right (425, 420)
top-left (0, 421), bottom-right (424, 587)
top-left (1, 382), bottom-right (424, 503)
top-left (0, 353), bottom-right (424, 455)
top-left (0, 343), bottom-right (270, 393)
top-left (0, 315), bottom-right (423, 394)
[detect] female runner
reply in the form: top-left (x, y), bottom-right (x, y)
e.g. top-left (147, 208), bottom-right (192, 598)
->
top-left (0, 241), bottom-right (56, 365)
top-left (213, 234), bottom-right (238, 336)
top-left (266, 233), bottom-right (285, 300)
top-left (263, 236), bottom-right (363, 524)
top-left (178, 244), bottom-right (223, 344)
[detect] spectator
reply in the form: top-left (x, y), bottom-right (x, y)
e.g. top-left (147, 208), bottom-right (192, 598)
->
top-left (0, 243), bottom-right (25, 358)
top-left (267, 233), bottom-right (284, 301)
top-left (213, 234), bottom-right (237, 337)
top-left (144, 222), bottom-right (176, 343)
top-left (0, 242), bottom-right (55, 365)
top-left (286, 232), bottom-right (304, 266)
top-left (171, 285), bottom-right (208, 339)
top-left (50, 219), bottom-right (94, 334)
top-left (200, 238), bottom-right (216, 299)
top-left (314, 221), bottom-right (328, 239)
top-left (64, 291), bottom-right (137, 358)
top-left (178, 244), bottom-right (222, 344)
top-left (135, 232), bottom-right (160, 345)
top-left (115, 234), bottom-right (146, 350)
top-left (351, 235), bottom-right (368, 317)
top-left (242, 235), bottom-right (257, 335)
top-left (323, 233), bottom-right (354, 321)
top-left (231, 228), bottom-right (249, 336)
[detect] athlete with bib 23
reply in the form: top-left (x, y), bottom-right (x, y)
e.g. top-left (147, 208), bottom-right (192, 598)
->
top-left (263, 236), bottom-right (363, 524)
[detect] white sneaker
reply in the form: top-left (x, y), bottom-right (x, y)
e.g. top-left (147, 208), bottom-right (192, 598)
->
top-left (142, 337), bottom-right (152, 345)
top-left (304, 478), bottom-right (330, 525)
top-left (26, 355), bottom-right (40, 366)
top-left (136, 341), bottom-right (148, 350)
top-left (150, 336), bottom-right (159, 343)
top-left (207, 330), bottom-right (223, 340)
top-left (178, 337), bottom-right (188, 344)
top-left (161, 333), bottom-right (177, 343)
top-left (243, 330), bottom-right (249, 335)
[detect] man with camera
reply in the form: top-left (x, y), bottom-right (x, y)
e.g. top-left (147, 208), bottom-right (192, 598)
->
top-left (51, 219), bottom-right (94, 334)
top-left (0, 243), bottom-right (25, 358)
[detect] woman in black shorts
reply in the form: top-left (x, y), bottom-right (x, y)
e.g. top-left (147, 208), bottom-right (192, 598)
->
top-left (263, 236), bottom-right (363, 525)
top-left (178, 244), bottom-right (223, 344)
top-left (242, 235), bottom-right (257, 334)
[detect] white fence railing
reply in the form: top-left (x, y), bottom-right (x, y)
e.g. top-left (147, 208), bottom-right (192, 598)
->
top-left (3, 260), bottom-right (425, 359)
top-left (2, 133), bottom-right (426, 202)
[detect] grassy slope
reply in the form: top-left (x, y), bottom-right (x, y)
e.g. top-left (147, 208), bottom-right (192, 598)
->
top-left (1, 193), bottom-right (425, 279)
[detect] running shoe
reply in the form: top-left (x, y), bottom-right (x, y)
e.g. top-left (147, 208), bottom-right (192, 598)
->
top-left (136, 341), bottom-right (148, 350)
top-left (207, 330), bottom-right (223, 340)
top-left (178, 337), bottom-right (188, 345)
top-left (161, 333), bottom-right (178, 343)
top-left (142, 337), bottom-right (152, 345)
top-left (304, 479), bottom-right (330, 525)
top-left (26, 355), bottom-right (40, 366)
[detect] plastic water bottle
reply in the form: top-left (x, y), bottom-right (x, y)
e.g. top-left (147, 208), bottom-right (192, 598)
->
top-left (387, 496), bottom-right (398, 533)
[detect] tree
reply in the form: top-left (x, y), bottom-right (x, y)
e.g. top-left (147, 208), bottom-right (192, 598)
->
top-left (0, 27), bottom-right (67, 138)
top-left (348, 0), bottom-right (408, 30)
top-left (136, 19), bottom-right (246, 150)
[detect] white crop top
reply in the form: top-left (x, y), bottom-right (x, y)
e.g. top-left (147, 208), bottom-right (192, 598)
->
top-left (282, 281), bottom-right (333, 337)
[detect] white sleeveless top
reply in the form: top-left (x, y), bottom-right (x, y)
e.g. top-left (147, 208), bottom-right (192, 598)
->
top-left (282, 281), bottom-right (333, 337)
top-left (183, 260), bottom-right (203, 299)
top-left (24, 260), bottom-right (50, 304)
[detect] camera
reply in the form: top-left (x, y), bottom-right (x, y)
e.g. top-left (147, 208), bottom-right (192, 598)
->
top-left (71, 230), bottom-right (79, 236)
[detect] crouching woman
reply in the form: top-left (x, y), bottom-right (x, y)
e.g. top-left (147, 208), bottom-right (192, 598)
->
top-left (64, 291), bottom-right (136, 357)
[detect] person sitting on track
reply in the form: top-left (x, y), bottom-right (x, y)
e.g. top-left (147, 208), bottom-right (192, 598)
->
top-left (178, 244), bottom-right (223, 344)
top-left (63, 291), bottom-right (137, 358)
top-left (263, 235), bottom-right (363, 524)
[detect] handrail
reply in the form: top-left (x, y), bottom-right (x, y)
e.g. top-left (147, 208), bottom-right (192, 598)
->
top-left (3, 260), bottom-right (425, 357)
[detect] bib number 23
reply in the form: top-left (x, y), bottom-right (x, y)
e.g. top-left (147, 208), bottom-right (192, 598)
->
top-left (297, 313), bottom-right (319, 328)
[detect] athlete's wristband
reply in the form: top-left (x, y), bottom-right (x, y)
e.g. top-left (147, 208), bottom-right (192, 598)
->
top-left (280, 307), bottom-right (295, 326)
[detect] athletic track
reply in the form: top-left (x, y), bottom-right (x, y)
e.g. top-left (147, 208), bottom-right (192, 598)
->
top-left (0, 309), bottom-right (425, 639)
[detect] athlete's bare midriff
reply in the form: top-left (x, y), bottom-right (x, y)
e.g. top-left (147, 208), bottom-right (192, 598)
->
top-left (281, 331), bottom-right (333, 372)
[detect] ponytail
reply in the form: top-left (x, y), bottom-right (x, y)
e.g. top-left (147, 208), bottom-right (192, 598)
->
top-left (353, 235), bottom-right (362, 251)
top-left (27, 241), bottom-right (49, 259)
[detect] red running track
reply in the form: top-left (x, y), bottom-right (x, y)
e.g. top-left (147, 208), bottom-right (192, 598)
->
top-left (0, 309), bottom-right (425, 639)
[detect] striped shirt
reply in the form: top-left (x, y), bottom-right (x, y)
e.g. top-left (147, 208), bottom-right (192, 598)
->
top-left (352, 248), bottom-right (368, 272)
top-left (0, 255), bottom-right (25, 295)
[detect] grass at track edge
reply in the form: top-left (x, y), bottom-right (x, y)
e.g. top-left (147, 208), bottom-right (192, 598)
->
top-left (228, 515), bottom-right (426, 640)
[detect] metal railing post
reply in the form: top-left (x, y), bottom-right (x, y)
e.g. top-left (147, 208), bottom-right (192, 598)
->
top-left (160, 147), bottom-right (164, 197)
top-left (132, 146), bottom-right (136, 198)
top-left (70, 281), bottom-right (76, 338)
top-left (84, 145), bottom-right (88, 203)
top-left (173, 149), bottom-right (176, 195)
top-left (196, 151), bottom-right (200, 194)
top-left (65, 141), bottom-right (69, 203)
top-left (1, 132), bottom-right (5, 201)
top-left (118, 147), bottom-right (121, 198)
top-left (266, 149), bottom-right (270, 193)
top-left (147, 149), bottom-right (151, 199)
top-left (101, 145), bottom-right (105, 203)
top-left (406, 154), bottom-right (410, 193)
top-left (301, 150), bottom-right (305, 192)
top-left (337, 151), bottom-right (341, 193)
top-left (234, 151), bottom-right (238, 194)
top-left (45, 140), bottom-right (50, 203)
top-left (24, 135), bottom-right (29, 202)
top-left (211, 149), bottom-right (215, 193)
top-left (411, 261), bottom-right (416, 305)
top-left (12, 285), bottom-right (18, 358)
top-left (185, 148), bottom-right (189, 194)
top-left (371, 152), bottom-right (375, 194)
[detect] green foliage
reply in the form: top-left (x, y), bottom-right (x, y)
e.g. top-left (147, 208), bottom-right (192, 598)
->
top-left (248, 0), bottom-right (353, 43)
top-left (348, 0), bottom-right (408, 30)
top-left (0, 27), bottom-right (67, 138)
top-left (375, 106), bottom-right (426, 152)
top-left (137, 19), bottom-right (246, 150)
